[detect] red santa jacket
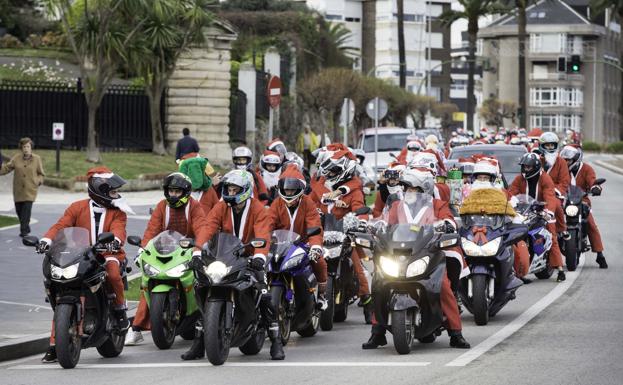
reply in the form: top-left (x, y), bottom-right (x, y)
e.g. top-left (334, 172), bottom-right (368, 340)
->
top-left (203, 198), bottom-right (271, 257)
top-left (508, 171), bottom-right (558, 212)
top-left (44, 199), bottom-right (127, 261)
top-left (196, 188), bottom-right (219, 215)
top-left (543, 155), bottom-right (570, 196)
top-left (268, 194), bottom-right (323, 247)
top-left (570, 162), bottom-right (599, 206)
top-left (141, 197), bottom-right (210, 250)
top-left (310, 176), bottom-right (367, 220)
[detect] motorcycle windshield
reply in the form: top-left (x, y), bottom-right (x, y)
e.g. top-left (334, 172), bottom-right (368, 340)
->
top-left (151, 230), bottom-right (184, 255)
top-left (49, 227), bottom-right (91, 267)
top-left (567, 185), bottom-right (585, 204)
top-left (461, 214), bottom-right (505, 230)
top-left (208, 233), bottom-right (247, 270)
top-left (514, 194), bottom-right (536, 215)
top-left (270, 230), bottom-right (300, 257)
top-left (380, 193), bottom-right (437, 244)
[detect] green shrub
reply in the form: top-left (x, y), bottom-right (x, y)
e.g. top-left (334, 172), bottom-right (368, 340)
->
top-left (582, 141), bottom-right (602, 152)
top-left (0, 34), bottom-right (23, 48)
top-left (606, 141), bottom-right (623, 154)
top-left (25, 34), bottom-right (42, 48)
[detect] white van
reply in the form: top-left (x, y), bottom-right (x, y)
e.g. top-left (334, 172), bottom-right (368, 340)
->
top-left (357, 127), bottom-right (412, 173)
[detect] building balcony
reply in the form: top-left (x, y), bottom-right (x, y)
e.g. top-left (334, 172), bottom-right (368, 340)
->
top-left (529, 73), bottom-right (584, 82)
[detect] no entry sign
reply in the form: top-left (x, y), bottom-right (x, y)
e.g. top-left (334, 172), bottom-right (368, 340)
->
top-left (267, 76), bottom-right (282, 108)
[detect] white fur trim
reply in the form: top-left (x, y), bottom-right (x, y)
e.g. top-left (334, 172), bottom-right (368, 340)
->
top-left (105, 257), bottom-right (119, 264)
top-left (444, 250), bottom-right (470, 278)
top-left (92, 173), bottom-right (114, 179)
top-left (253, 253), bottom-right (266, 261)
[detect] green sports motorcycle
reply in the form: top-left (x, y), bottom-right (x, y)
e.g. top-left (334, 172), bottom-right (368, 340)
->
top-left (127, 231), bottom-right (199, 349)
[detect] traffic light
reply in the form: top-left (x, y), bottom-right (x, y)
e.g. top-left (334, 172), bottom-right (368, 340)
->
top-left (569, 55), bottom-right (581, 73)
top-left (557, 56), bottom-right (567, 72)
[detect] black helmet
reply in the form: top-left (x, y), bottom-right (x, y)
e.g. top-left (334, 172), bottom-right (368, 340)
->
top-left (163, 172), bottom-right (192, 208)
top-left (519, 153), bottom-right (542, 180)
top-left (87, 169), bottom-right (126, 209)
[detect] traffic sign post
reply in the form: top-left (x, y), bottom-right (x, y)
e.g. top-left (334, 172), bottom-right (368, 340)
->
top-left (340, 98), bottom-right (355, 147)
top-left (52, 122), bottom-right (64, 175)
top-left (267, 76), bottom-right (282, 141)
top-left (366, 97), bottom-right (388, 174)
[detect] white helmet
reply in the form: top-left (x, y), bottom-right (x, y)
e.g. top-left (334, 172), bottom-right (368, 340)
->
top-left (409, 152), bottom-right (438, 175)
top-left (232, 146), bottom-right (253, 170)
top-left (539, 132), bottom-right (560, 154)
top-left (321, 154), bottom-right (357, 189)
top-left (400, 168), bottom-right (434, 196)
top-left (472, 160), bottom-right (499, 182)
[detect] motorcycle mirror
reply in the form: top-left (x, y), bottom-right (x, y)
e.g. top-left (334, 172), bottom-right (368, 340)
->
top-left (438, 233), bottom-right (459, 249)
top-left (127, 235), bottom-right (142, 247)
top-left (389, 152), bottom-right (397, 159)
top-left (259, 193), bottom-right (270, 201)
top-left (179, 238), bottom-right (195, 249)
top-left (306, 227), bottom-right (321, 237)
top-left (595, 178), bottom-right (606, 185)
top-left (354, 235), bottom-right (374, 249)
top-left (355, 206), bottom-right (371, 216)
top-left (97, 232), bottom-right (114, 244)
top-left (22, 235), bottom-right (39, 247)
top-left (249, 238), bottom-right (266, 248)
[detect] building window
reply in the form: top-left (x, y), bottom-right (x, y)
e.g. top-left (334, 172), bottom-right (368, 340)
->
top-left (393, 13), bottom-right (417, 22)
top-left (530, 33), bottom-right (566, 53)
top-left (530, 114), bottom-right (582, 133)
top-left (325, 14), bottom-right (342, 21)
top-left (345, 17), bottom-right (361, 22)
top-left (530, 87), bottom-right (583, 107)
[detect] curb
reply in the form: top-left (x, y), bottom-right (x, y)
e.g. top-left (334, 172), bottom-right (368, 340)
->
top-left (593, 160), bottom-right (623, 176)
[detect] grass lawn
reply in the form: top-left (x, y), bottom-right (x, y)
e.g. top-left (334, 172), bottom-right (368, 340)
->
top-left (126, 276), bottom-right (141, 301)
top-left (0, 48), bottom-right (76, 63)
top-left (0, 215), bottom-right (19, 228)
top-left (365, 192), bottom-right (376, 207)
top-left (4, 149), bottom-right (181, 180)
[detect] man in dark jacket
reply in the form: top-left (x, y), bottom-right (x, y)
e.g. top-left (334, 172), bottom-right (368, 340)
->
top-left (175, 128), bottom-right (200, 161)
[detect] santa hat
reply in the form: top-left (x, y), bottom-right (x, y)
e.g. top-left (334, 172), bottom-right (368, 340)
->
top-left (527, 128), bottom-right (543, 139)
top-left (87, 166), bottom-right (114, 179)
top-left (266, 138), bottom-right (284, 148)
top-left (262, 150), bottom-right (281, 158)
top-left (331, 149), bottom-right (357, 161)
top-left (326, 143), bottom-right (349, 152)
top-left (280, 164), bottom-right (306, 184)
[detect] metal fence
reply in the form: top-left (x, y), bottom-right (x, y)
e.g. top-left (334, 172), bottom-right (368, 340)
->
top-left (229, 89), bottom-right (247, 144)
top-left (0, 79), bottom-right (163, 150)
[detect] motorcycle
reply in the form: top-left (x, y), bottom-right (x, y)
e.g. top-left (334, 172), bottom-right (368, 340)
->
top-left (267, 227), bottom-right (322, 345)
top-left (514, 195), bottom-right (555, 279)
top-left (356, 194), bottom-right (460, 355)
top-left (320, 206), bottom-right (372, 330)
top-left (23, 228), bottom-right (128, 369)
top-left (191, 233), bottom-right (267, 365)
top-left (126, 231), bottom-right (199, 349)
top-left (458, 214), bottom-right (526, 325)
top-left (561, 178), bottom-right (605, 271)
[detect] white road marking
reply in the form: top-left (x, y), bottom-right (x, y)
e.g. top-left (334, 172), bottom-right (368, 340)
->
top-left (446, 255), bottom-right (585, 367)
top-left (0, 300), bottom-right (52, 311)
top-left (9, 361), bottom-right (431, 370)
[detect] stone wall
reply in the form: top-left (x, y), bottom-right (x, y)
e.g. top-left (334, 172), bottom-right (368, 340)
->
top-left (165, 21), bottom-right (237, 166)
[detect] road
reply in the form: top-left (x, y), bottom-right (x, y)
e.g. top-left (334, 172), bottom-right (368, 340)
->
top-left (0, 160), bottom-right (622, 384)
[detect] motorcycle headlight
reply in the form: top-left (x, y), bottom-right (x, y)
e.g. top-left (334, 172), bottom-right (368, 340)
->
top-left (324, 246), bottom-right (342, 259)
top-left (143, 263), bottom-right (160, 277)
top-left (406, 256), bottom-right (430, 278)
top-left (282, 251), bottom-right (306, 271)
top-left (565, 205), bottom-right (579, 217)
top-left (380, 256), bottom-right (399, 277)
top-left (203, 261), bottom-right (230, 284)
top-left (165, 262), bottom-right (189, 278)
top-left (51, 263), bottom-right (80, 280)
top-left (461, 237), bottom-right (501, 257)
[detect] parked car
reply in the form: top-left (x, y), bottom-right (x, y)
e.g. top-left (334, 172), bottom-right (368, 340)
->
top-left (357, 127), bottom-right (411, 173)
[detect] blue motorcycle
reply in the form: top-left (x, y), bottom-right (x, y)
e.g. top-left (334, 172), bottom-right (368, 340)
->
top-left (514, 195), bottom-right (555, 279)
top-left (459, 214), bottom-right (526, 325)
top-left (267, 227), bottom-right (322, 345)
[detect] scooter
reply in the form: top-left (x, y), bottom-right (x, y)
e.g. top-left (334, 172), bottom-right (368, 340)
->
top-left (267, 227), bottom-right (322, 344)
top-left (127, 231), bottom-right (199, 349)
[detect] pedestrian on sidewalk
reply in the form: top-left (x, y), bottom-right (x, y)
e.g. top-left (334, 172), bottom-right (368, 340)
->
top-left (175, 127), bottom-right (200, 161)
top-left (296, 124), bottom-right (319, 170)
top-left (0, 137), bottom-right (45, 237)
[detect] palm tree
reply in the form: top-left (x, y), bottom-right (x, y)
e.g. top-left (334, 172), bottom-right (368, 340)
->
top-left (591, 0), bottom-right (623, 137)
top-left (124, 0), bottom-right (212, 155)
top-left (439, 0), bottom-right (507, 132)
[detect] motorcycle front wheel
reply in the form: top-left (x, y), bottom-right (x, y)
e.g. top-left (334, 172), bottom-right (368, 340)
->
top-left (391, 310), bottom-right (413, 355)
top-left (150, 292), bottom-right (177, 349)
top-left (270, 286), bottom-right (291, 345)
top-left (319, 277), bottom-right (335, 331)
top-left (54, 303), bottom-right (82, 369)
top-left (471, 275), bottom-right (490, 326)
top-left (97, 311), bottom-right (125, 358)
top-left (204, 300), bottom-right (231, 365)
top-left (564, 230), bottom-right (579, 272)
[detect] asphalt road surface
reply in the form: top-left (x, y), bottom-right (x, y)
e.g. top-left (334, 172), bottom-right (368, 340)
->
top-left (1, 161), bottom-right (622, 385)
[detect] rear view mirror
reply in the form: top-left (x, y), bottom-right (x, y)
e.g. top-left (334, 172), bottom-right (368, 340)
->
top-left (127, 236), bottom-right (142, 247)
top-left (595, 178), bottom-right (606, 185)
top-left (250, 238), bottom-right (266, 248)
top-left (354, 235), bottom-right (374, 249)
top-left (389, 152), bottom-right (397, 159)
top-left (355, 206), bottom-right (371, 216)
top-left (179, 238), bottom-right (195, 249)
top-left (22, 235), bottom-right (39, 247)
top-left (306, 227), bottom-right (321, 237)
top-left (97, 232), bottom-right (114, 244)
top-left (259, 193), bottom-right (270, 201)
top-left (438, 233), bottom-right (459, 249)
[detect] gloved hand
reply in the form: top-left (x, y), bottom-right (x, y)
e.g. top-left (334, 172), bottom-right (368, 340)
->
top-left (107, 239), bottom-right (121, 253)
top-left (555, 188), bottom-right (565, 201)
top-left (334, 200), bottom-right (349, 209)
top-left (134, 247), bottom-right (144, 267)
top-left (434, 220), bottom-right (456, 234)
top-left (509, 196), bottom-right (519, 208)
top-left (369, 219), bottom-right (387, 235)
top-left (363, 186), bottom-right (371, 196)
top-left (590, 185), bottom-right (602, 196)
top-left (357, 219), bottom-right (368, 233)
top-left (36, 238), bottom-right (51, 254)
top-left (249, 256), bottom-right (265, 271)
top-left (543, 209), bottom-right (556, 223)
top-left (309, 245), bottom-right (324, 262)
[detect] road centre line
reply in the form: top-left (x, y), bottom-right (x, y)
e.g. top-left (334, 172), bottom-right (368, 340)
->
top-left (446, 255), bottom-right (585, 367)
top-left (9, 361), bottom-right (431, 369)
